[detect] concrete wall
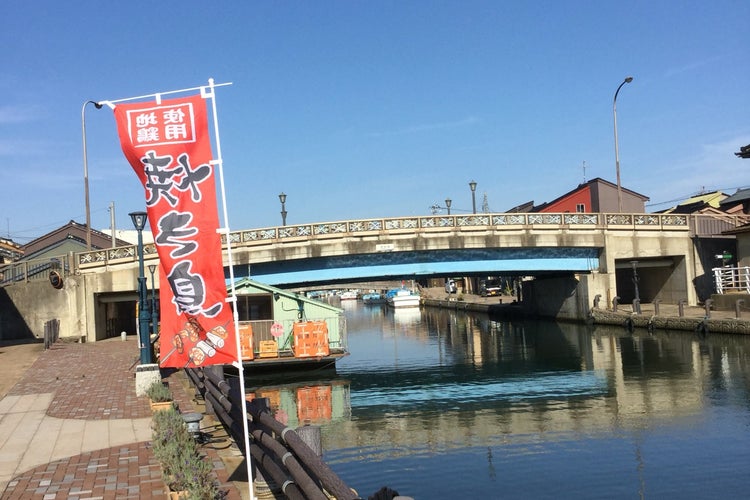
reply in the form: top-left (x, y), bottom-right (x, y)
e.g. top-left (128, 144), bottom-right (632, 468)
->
top-left (521, 272), bottom-right (611, 321)
top-left (2, 276), bottom-right (80, 341)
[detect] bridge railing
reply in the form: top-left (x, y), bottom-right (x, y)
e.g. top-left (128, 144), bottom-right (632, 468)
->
top-left (58, 212), bottom-right (742, 273)
top-left (0, 253), bottom-right (72, 286)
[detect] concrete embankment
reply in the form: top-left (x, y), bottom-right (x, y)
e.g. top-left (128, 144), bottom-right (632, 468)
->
top-left (420, 288), bottom-right (750, 335)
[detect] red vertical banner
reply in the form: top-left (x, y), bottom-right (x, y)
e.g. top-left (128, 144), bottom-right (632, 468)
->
top-left (113, 94), bottom-right (236, 367)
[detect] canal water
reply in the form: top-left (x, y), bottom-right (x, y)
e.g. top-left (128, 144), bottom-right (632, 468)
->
top-left (244, 301), bottom-right (750, 499)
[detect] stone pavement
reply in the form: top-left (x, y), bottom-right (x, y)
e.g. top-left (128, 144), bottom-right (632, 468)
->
top-left (0, 337), bottom-right (244, 499)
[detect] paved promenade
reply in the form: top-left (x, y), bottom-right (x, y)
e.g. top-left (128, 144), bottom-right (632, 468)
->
top-left (0, 337), bottom-right (244, 499)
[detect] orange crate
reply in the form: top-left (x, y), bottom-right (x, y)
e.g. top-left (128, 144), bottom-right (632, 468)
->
top-left (293, 321), bottom-right (330, 358)
top-left (258, 340), bottom-right (279, 358)
top-left (239, 323), bottom-right (254, 361)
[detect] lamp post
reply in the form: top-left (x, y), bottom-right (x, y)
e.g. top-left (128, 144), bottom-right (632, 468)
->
top-left (613, 76), bottom-right (633, 213)
top-left (445, 198), bottom-right (452, 215)
top-left (279, 192), bottom-right (287, 226)
top-left (148, 264), bottom-right (158, 340)
top-left (82, 100), bottom-right (103, 250)
top-left (129, 211), bottom-right (151, 364)
top-left (469, 181), bottom-right (477, 214)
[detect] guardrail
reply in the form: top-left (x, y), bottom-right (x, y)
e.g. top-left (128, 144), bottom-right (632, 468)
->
top-left (713, 266), bottom-right (750, 294)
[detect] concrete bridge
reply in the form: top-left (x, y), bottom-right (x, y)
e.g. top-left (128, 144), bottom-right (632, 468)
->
top-left (2, 212), bottom-right (743, 342)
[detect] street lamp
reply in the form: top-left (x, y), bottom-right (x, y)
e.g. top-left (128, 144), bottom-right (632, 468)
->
top-left (279, 192), bottom-right (287, 226)
top-left (445, 198), bottom-right (452, 215)
top-left (148, 264), bottom-right (158, 340)
top-left (613, 76), bottom-right (633, 213)
top-left (469, 181), bottom-right (477, 214)
top-left (129, 211), bottom-right (151, 364)
top-left (82, 100), bottom-right (103, 250)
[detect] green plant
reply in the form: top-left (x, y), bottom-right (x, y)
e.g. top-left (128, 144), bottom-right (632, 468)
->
top-left (146, 380), bottom-right (173, 403)
top-left (151, 407), bottom-right (222, 499)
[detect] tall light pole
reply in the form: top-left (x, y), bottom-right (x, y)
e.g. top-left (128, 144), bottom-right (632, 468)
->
top-left (82, 100), bottom-right (103, 250)
top-left (129, 211), bottom-right (151, 364)
top-left (148, 264), bottom-right (158, 340)
top-left (279, 192), bottom-right (287, 226)
top-left (445, 198), bottom-right (452, 215)
top-left (469, 181), bottom-right (477, 214)
top-left (613, 76), bottom-right (633, 213)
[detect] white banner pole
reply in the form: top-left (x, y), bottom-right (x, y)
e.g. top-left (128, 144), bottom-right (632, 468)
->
top-left (203, 78), bottom-right (256, 500)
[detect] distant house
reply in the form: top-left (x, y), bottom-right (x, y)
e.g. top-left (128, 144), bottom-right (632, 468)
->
top-left (655, 190), bottom-right (728, 215)
top-left (21, 220), bottom-right (130, 262)
top-left (531, 177), bottom-right (649, 213)
top-left (720, 188), bottom-right (750, 215)
top-left (0, 237), bottom-right (23, 265)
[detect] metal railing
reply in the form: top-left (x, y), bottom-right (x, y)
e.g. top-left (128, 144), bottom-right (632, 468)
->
top-left (713, 266), bottom-right (750, 294)
top-left (0, 254), bottom-right (72, 287)
top-left (242, 316), bottom-right (348, 354)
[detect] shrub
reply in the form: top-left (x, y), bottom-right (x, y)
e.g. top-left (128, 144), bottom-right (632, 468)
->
top-left (151, 406), bottom-right (222, 499)
top-left (146, 380), bottom-right (173, 403)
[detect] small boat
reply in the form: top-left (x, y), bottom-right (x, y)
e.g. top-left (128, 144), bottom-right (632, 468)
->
top-left (362, 292), bottom-right (386, 304)
top-left (385, 288), bottom-right (420, 308)
top-left (340, 290), bottom-right (358, 301)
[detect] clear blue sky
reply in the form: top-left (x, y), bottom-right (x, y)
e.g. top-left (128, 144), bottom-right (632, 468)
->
top-left (2, 1), bottom-right (749, 243)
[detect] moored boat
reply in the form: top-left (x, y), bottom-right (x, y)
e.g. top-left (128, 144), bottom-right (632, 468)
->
top-left (362, 292), bottom-right (386, 304)
top-left (385, 288), bottom-right (421, 308)
top-left (340, 290), bottom-right (358, 300)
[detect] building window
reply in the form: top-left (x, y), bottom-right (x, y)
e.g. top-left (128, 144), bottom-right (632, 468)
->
top-left (576, 203), bottom-right (585, 213)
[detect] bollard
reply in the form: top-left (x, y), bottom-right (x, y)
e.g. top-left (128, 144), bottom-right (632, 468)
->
top-left (678, 299), bottom-right (686, 317)
top-left (612, 296), bottom-right (621, 312)
top-left (296, 424), bottom-right (322, 457)
top-left (704, 298), bottom-right (713, 319)
top-left (121, 331), bottom-right (127, 341)
top-left (736, 299), bottom-right (745, 319)
top-left (593, 294), bottom-right (601, 309)
top-left (653, 299), bottom-right (661, 316)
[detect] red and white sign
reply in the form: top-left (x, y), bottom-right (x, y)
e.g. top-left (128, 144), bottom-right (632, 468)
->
top-left (113, 94), bottom-right (236, 368)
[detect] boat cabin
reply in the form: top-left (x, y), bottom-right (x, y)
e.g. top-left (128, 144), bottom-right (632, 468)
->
top-left (232, 278), bottom-right (349, 368)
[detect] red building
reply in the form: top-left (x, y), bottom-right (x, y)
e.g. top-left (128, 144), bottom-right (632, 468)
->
top-left (533, 177), bottom-right (649, 213)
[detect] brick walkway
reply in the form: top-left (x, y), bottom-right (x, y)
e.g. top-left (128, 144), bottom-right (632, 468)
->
top-left (0, 338), bottom-right (243, 499)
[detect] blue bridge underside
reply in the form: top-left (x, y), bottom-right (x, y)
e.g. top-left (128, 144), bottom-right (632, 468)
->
top-left (230, 247), bottom-right (600, 287)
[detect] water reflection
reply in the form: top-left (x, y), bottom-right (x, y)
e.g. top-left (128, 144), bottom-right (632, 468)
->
top-left (245, 302), bottom-right (750, 498)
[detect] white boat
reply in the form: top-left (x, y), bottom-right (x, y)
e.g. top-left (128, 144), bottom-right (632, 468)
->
top-left (340, 290), bottom-right (358, 300)
top-left (386, 289), bottom-right (420, 308)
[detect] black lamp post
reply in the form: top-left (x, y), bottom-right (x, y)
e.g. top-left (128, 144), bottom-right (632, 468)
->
top-left (148, 264), bottom-right (158, 340)
top-left (279, 192), bottom-right (287, 226)
top-left (469, 181), bottom-right (477, 214)
top-left (445, 198), bottom-right (452, 215)
top-left (129, 211), bottom-right (152, 364)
